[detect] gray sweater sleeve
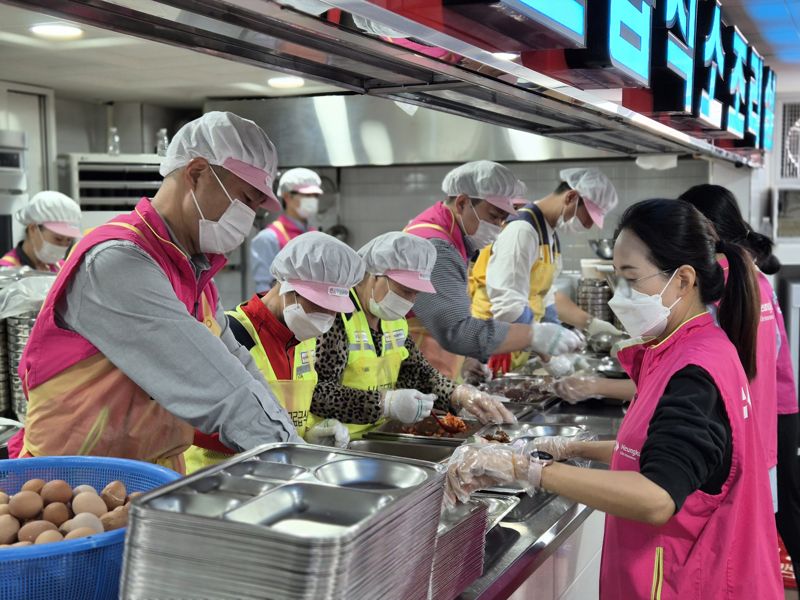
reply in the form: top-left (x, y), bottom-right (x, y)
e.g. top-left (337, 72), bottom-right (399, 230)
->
top-left (411, 239), bottom-right (510, 362)
top-left (56, 240), bottom-right (302, 451)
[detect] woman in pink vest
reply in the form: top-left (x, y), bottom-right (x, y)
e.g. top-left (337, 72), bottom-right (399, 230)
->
top-left (681, 183), bottom-right (800, 580)
top-left (446, 198), bottom-right (782, 599)
top-left (0, 191), bottom-right (81, 272)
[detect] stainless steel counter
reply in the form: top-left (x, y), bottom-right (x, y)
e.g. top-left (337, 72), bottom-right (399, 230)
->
top-left (461, 401), bottom-right (626, 600)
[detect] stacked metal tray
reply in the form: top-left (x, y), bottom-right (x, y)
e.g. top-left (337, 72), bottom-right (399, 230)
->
top-left (7, 312), bottom-right (35, 420)
top-left (364, 415), bottom-right (483, 446)
top-left (121, 443), bottom-right (446, 600)
top-left (431, 500), bottom-right (488, 600)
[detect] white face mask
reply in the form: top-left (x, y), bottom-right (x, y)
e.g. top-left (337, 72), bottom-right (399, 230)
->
top-left (461, 202), bottom-right (501, 249)
top-left (34, 227), bottom-right (68, 265)
top-left (191, 168), bottom-right (256, 255)
top-left (555, 200), bottom-right (585, 233)
top-left (369, 280), bottom-right (415, 321)
top-left (608, 270), bottom-right (681, 338)
top-left (296, 196), bottom-right (319, 220)
top-left (283, 294), bottom-right (335, 340)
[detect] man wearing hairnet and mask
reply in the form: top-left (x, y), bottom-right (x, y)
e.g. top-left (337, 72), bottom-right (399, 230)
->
top-left (11, 112), bottom-right (303, 473)
top-left (404, 161), bottom-right (584, 381)
top-left (251, 168), bottom-right (322, 293)
top-left (470, 168), bottom-right (621, 375)
top-left (184, 231), bottom-right (365, 471)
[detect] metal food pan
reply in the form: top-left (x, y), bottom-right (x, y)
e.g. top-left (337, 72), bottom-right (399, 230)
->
top-left (347, 439), bottom-right (456, 463)
top-left (224, 483), bottom-right (395, 538)
top-left (476, 422), bottom-right (586, 441)
top-left (313, 457), bottom-right (431, 490)
top-left (364, 415), bottom-right (482, 446)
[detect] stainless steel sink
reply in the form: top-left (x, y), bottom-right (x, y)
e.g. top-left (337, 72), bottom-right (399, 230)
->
top-left (348, 439), bottom-right (456, 463)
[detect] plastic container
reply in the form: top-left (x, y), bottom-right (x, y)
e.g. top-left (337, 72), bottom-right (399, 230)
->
top-left (0, 456), bottom-right (180, 600)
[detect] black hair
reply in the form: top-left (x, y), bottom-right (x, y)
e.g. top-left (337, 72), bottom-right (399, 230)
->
top-left (679, 184), bottom-right (781, 275)
top-left (554, 181), bottom-right (571, 194)
top-left (616, 198), bottom-right (759, 380)
top-left (445, 196), bottom-right (482, 207)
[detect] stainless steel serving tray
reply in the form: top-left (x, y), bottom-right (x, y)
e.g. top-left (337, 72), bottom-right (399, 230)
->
top-left (475, 422), bottom-right (586, 443)
top-left (348, 439), bottom-right (456, 463)
top-left (135, 443), bottom-right (446, 542)
top-left (472, 493), bottom-right (520, 531)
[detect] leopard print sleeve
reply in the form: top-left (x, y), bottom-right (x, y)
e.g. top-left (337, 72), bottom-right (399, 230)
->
top-left (396, 337), bottom-right (458, 412)
top-left (311, 314), bottom-right (384, 424)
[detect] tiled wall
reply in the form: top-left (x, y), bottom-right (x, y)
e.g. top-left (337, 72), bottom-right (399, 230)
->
top-left (337, 158), bottom-right (712, 271)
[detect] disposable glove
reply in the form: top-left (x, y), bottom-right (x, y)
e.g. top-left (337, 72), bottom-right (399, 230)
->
top-left (305, 419), bottom-right (350, 448)
top-left (451, 384), bottom-right (516, 424)
top-left (382, 389), bottom-right (436, 424)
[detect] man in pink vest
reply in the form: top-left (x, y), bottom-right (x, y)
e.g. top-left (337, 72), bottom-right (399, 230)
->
top-left (14, 111), bottom-right (302, 473)
top-left (251, 168), bottom-right (322, 292)
top-left (404, 160), bottom-right (583, 380)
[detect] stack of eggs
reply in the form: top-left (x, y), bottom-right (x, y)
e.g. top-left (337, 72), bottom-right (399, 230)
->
top-left (0, 479), bottom-right (139, 547)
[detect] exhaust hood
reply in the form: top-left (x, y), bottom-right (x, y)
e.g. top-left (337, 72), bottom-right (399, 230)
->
top-left (5, 0), bottom-right (761, 166)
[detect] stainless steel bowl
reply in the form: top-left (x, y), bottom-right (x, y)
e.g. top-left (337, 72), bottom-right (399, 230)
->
top-left (588, 238), bottom-right (614, 259)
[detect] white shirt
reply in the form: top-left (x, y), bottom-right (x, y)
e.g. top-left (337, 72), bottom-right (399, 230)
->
top-left (485, 218), bottom-right (561, 323)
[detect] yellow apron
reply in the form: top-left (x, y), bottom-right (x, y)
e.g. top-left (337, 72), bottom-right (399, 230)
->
top-left (183, 304), bottom-right (317, 473)
top-left (306, 294), bottom-right (409, 440)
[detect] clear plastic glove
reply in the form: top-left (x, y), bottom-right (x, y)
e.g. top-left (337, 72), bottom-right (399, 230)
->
top-left (462, 357), bottom-right (493, 384)
top-left (305, 419), bottom-right (350, 448)
top-left (444, 442), bottom-right (542, 506)
top-left (531, 436), bottom-right (576, 461)
top-left (554, 375), bottom-right (604, 404)
top-left (382, 389), bottom-right (436, 424)
top-left (530, 322), bottom-right (584, 356)
top-left (543, 354), bottom-right (575, 378)
top-left (451, 384), bottom-right (516, 424)
top-left (586, 318), bottom-right (623, 337)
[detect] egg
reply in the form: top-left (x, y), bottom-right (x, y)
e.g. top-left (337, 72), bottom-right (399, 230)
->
top-left (12, 541), bottom-right (32, 547)
top-left (64, 527), bottom-right (96, 540)
top-left (21, 479), bottom-right (45, 494)
top-left (60, 513), bottom-right (103, 535)
top-left (0, 515), bottom-right (20, 544)
top-left (100, 481), bottom-right (127, 511)
top-left (42, 502), bottom-right (70, 527)
top-left (72, 492), bottom-right (107, 518)
top-left (34, 530), bottom-right (63, 544)
top-left (18, 520), bottom-right (56, 543)
top-left (100, 506), bottom-right (128, 531)
top-left (0, 505), bottom-right (11, 516)
top-left (72, 485), bottom-right (97, 497)
top-left (9, 491), bottom-right (43, 520)
top-left (0, 492), bottom-right (9, 505)
top-left (40, 480), bottom-right (72, 505)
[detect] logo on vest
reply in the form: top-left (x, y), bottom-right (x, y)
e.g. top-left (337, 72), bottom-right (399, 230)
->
top-left (742, 386), bottom-right (752, 420)
top-left (289, 409), bottom-right (308, 428)
top-left (616, 442), bottom-right (641, 462)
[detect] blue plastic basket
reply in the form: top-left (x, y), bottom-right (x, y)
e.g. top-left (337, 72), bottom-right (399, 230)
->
top-left (0, 456), bottom-right (180, 600)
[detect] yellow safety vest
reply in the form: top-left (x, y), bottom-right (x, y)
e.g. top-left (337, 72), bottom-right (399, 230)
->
top-left (307, 293), bottom-right (409, 440)
top-left (470, 203), bottom-right (560, 323)
top-left (184, 304), bottom-right (317, 473)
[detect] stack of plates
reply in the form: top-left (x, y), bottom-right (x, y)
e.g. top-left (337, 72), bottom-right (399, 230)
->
top-left (430, 501), bottom-right (488, 600)
top-left (121, 443), bottom-right (446, 600)
top-left (6, 312), bottom-right (36, 420)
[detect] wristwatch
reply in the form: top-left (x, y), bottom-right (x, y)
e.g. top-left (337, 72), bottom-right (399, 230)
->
top-left (531, 450), bottom-right (554, 466)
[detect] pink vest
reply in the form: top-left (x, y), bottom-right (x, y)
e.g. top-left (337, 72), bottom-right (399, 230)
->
top-left (774, 289), bottom-right (798, 415)
top-left (21, 198), bottom-right (224, 389)
top-left (266, 215), bottom-right (315, 250)
top-left (601, 313), bottom-right (781, 600)
top-left (405, 202), bottom-right (469, 263)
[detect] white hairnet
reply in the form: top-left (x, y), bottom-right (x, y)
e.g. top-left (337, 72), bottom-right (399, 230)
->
top-left (559, 168), bottom-right (618, 227)
top-left (278, 168), bottom-right (323, 196)
top-left (160, 111), bottom-right (280, 212)
top-left (358, 232), bottom-right (436, 277)
top-left (272, 231), bottom-right (365, 290)
top-left (16, 191), bottom-right (81, 238)
top-left (441, 161), bottom-right (519, 214)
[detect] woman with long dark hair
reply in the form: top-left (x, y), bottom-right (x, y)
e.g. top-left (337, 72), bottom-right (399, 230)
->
top-left (681, 183), bottom-right (800, 578)
top-left (446, 198), bottom-right (782, 598)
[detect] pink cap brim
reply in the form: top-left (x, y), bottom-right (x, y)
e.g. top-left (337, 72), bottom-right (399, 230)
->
top-left (511, 198), bottom-right (528, 207)
top-left (42, 222), bottom-right (81, 238)
top-left (484, 195), bottom-right (518, 215)
top-left (385, 269), bottom-right (436, 293)
top-left (294, 185), bottom-right (323, 195)
top-left (584, 198), bottom-right (605, 228)
top-left (223, 157), bottom-right (281, 213)
top-left (287, 279), bottom-right (355, 312)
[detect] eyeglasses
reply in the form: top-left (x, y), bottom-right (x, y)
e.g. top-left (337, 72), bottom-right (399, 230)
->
top-left (614, 270), bottom-right (670, 299)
